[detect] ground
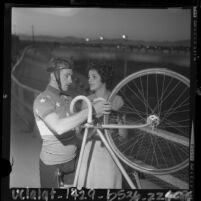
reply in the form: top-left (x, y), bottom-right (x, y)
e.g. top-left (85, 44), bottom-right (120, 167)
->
top-left (10, 108), bottom-right (41, 188)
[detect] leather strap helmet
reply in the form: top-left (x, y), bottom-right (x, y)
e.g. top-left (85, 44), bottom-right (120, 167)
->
top-left (47, 56), bottom-right (74, 72)
top-left (47, 57), bottom-right (74, 94)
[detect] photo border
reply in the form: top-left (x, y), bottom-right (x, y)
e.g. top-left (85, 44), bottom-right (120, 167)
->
top-left (2, 1), bottom-right (197, 200)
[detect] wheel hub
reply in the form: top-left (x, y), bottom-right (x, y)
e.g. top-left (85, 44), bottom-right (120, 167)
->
top-left (147, 115), bottom-right (160, 129)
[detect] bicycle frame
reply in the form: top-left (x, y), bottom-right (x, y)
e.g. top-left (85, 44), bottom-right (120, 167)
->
top-left (70, 95), bottom-right (149, 189)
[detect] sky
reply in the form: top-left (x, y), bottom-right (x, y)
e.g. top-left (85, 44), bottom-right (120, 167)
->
top-left (12, 7), bottom-right (191, 41)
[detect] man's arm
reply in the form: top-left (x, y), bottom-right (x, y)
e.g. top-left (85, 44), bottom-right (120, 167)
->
top-left (44, 108), bottom-right (89, 135)
top-left (43, 100), bottom-right (110, 135)
top-left (34, 93), bottom-right (110, 136)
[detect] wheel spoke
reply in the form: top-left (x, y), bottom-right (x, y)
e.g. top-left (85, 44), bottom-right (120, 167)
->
top-left (121, 134), bottom-right (143, 154)
top-left (152, 76), bottom-right (174, 115)
top-left (119, 90), bottom-right (146, 120)
top-left (126, 81), bottom-right (153, 114)
top-left (158, 78), bottom-right (180, 106)
top-left (120, 106), bottom-right (147, 116)
top-left (161, 102), bottom-right (189, 116)
top-left (155, 74), bottom-right (159, 115)
top-left (161, 119), bottom-right (188, 137)
top-left (135, 133), bottom-right (146, 159)
top-left (155, 137), bottom-right (170, 168)
top-left (146, 75), bottom-right (149, 116)
top-left (158, 74), bottom-right (166, 117)
top-left (161, 99), bottom-right (189, 123)
top-left (140, 76), bottom-right (150, 114)
top-left (165, 139), bottom-right (179, 166)
top-left (128, 134), bottom-right (143, 156)
top-left (161, 88), bottom-right (189, 122)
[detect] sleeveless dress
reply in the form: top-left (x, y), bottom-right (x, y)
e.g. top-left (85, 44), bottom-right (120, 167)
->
top-left (77, 94), bottom-right (124, 189)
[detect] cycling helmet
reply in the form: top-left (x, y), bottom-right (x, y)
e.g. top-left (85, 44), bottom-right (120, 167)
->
top-left (47, 57), bottom-right (74, 93)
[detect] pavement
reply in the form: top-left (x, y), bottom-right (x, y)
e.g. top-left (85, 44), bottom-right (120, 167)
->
top-left (10, 108), bottom-right (41, 188)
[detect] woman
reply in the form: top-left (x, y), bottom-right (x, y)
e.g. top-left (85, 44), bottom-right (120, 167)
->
top-left (77, 62), bottom-right (127, 189)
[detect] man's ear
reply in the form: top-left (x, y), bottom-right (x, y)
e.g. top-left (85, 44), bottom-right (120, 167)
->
top-left (50, 72), bottom-right (56, 81)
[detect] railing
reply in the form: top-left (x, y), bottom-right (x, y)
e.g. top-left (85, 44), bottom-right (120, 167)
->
top-left (11, 46), bottom-right (41, 133)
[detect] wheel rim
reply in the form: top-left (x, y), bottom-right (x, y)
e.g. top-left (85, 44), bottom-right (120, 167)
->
top-left (104, 68), bottom-right (190, 175)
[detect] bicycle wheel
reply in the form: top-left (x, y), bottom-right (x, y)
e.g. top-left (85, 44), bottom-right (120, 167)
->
top-left (104, 68), bottom-right (190, 175)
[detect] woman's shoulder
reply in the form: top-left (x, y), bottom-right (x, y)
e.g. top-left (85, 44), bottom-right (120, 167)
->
top-left (111, 95), bottom-right (124, 110)
top-left (112, 94), bottom-right (123, 102)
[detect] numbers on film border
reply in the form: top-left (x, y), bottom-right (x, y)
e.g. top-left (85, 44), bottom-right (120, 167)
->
top-left (69, 188), bottom-right (95, 200)
top-left (11, 188), bottom-right (192, 201)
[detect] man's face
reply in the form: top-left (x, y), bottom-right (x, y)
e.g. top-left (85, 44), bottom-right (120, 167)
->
top-left (60, 68), bottom-right (73, 91)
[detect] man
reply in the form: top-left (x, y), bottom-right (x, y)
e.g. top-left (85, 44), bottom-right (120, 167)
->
top-left (33, 57), bottom-right (111, 188)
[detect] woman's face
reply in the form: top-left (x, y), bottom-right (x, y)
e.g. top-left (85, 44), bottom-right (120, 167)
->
top-left (88, 69), bottom-right (105, 92)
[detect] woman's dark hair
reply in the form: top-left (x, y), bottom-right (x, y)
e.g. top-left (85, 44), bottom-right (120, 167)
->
top-left (88, 61), bottom-right (114, 90)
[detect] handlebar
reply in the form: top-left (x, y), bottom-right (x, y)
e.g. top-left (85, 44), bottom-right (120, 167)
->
top-left (70, 95), bottom-right (93, 123)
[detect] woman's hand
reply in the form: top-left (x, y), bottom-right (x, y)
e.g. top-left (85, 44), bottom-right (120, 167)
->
top-left (102, 101), bottom-right (112, 115)
top-left (93, 99), bottom-right (111, 117)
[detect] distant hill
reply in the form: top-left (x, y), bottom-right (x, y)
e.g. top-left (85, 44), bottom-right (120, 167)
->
top-left (18, 34), bottom-right (190, 47)
top-left (19, 34), bottom-right (85, 43)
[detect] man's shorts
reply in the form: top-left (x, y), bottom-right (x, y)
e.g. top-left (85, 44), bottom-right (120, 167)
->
top-left (39, 157), bottom-right (77, 188)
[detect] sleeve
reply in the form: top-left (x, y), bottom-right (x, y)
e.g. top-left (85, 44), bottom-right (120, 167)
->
top-left (111, 95), bottom-right (124, 111)
top-left (33, 95), bottom-right (55, 119)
